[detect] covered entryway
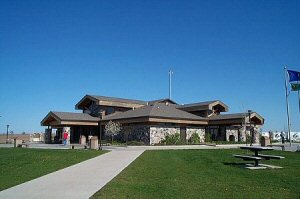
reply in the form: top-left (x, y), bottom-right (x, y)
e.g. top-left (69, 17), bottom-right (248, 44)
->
top-left (41, 111), bottom-right (100, 144)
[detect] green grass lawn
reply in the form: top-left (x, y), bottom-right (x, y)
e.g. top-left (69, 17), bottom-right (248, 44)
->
top-left (0, 148), bottom-right (106, 191)
top-left (92, 149), bottom-right (300, 199)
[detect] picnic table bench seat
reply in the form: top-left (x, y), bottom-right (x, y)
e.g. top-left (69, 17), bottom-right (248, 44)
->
top-left (256, 154), bottom-right (285, 160)
top-left (233, 154), bottom-right (262, 161)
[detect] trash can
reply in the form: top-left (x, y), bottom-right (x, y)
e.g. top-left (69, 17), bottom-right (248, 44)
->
top-left (14, 139), bottom-right (22, 148)
top-left (261, 136), bottom-right (270, 147)
top-left (90, 136), bottom-right (99, 150)
top-left (80, 135), bottom-right (86, 146)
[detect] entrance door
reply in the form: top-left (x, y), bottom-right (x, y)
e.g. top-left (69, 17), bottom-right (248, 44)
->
top-left (180, 127), bottom-right (186, 143)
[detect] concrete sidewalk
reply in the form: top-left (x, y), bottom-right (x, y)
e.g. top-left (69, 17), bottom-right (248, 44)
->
top-left (0, 150), bottom-right (144, 199)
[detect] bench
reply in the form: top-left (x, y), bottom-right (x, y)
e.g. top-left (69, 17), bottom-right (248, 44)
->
top-left (267, 144), bottom-right (285, 151)
top-left (17, 143), bottom-right (30, 148)
top-left (233, 154), bottom-right (262, 161)
top-left (256, 154), bottom-right (285, 160)
top-left (233, 154), bottom-right (262, 167)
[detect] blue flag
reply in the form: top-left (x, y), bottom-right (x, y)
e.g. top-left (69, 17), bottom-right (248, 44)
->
top-left (287, 70), bottom-right (300, 82)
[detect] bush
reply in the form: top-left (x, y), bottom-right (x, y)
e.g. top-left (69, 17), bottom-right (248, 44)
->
top-left (246, 134), bottom-right (251, 143)
top-left (161, 133), bottom-right (182, 145)
top-left (189, 133), bottom-right (200, 144)
top-left (126, 141), bottom-right (146, 146)
top-left (215, 141), bottom-right (247, 145)
top-left (205, 133), bottom-right (212, 143)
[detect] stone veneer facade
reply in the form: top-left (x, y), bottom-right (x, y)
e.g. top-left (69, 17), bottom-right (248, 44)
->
top-left (186, 127), bottom-right (206, 143)
top-left (225, 126), bottom-right (260, 143)
top-left (149, 126), bottom-right (180, 145)
top-left (116, 124), bottom-right (260, 145)
top-left (225, 127), bottom-right (239, 142)
top-left (149, 126), bottom-right (206, 145)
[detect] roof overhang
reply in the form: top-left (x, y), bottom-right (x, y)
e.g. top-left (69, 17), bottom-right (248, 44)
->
top-left (75, 95), bottom-right (145, 110)
top-left (101, 116), bottom-right (208, 125)
top-left (178, 100), bottom-right (229, 112)
top-left (41, 112), bottom-right (99, 127)
top-left (208, 112), bottom-right (264, 126)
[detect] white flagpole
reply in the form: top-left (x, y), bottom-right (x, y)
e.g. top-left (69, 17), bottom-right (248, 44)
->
top-left (168, 70), bottom-right (173, 100)
top-left (298, 86), bottom-right (300, 138)
top-left (284, 66), bottom-right (292, 147)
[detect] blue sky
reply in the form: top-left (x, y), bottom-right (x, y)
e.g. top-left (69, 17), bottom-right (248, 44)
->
top-left (0, 0), bottom-right (300, 133)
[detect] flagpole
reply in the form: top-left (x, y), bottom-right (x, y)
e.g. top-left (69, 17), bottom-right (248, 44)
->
top-left (284, 66), bottom-right (292, 147)
top-left (298, 88), bottom-right (300, 137)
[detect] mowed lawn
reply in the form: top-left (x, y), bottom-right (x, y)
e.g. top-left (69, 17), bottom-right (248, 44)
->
top-left (0, 148), bottom-right (106, 191)
top-left (92, 149), bottom-right (300, 199)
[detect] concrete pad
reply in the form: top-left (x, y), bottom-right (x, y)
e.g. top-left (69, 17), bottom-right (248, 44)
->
top-left (258, 164), bottom-right (283, 169)
top-left (0, 150), bottom-right (144, 199)
top-left (244, 163), bottom-right (283, 170)
top-left (244, 163), bottom-right (266, 169)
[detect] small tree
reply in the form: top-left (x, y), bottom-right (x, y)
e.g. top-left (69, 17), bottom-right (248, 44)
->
top-left (105, 120), bottom-right (121, 143)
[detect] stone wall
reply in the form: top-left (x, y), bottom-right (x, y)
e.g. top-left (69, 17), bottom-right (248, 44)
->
top-left (225, 126), bottom-right (260, 143)
top-left (186, 127), bottom-right (206, 143)
top-left (150, 126), bottom-right (180, 145)
top-left (226, 127), bottom-right (239, 142)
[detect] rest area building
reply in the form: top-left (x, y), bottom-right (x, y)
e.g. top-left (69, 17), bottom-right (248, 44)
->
top-left (41, 95), bottom-right (264, 145)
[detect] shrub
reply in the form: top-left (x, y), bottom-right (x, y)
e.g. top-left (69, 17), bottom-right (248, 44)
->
top-left (162, 133), bottom-right (182, 145)
top-left (126, 141), bottom-right (146, 146)
top-left (205, 133), bottom-right (212, 143)
top-left (215, 141), bottom-right (247, 145)
top-left (189, 133), bottom-right (200, 144)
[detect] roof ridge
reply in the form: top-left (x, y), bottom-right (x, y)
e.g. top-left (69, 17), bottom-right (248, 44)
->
top-left (89, 94), bottom-right (147, 104)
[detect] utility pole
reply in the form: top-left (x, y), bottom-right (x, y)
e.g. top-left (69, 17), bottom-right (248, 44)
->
top-left (169, 70), bottom-right (173, 99)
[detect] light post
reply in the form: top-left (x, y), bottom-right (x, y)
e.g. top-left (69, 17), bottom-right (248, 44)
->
top-left (98, 111), bottom-right (103, 150)
top-left (6, 124), bottom-right (9, 144)
top-left (99, 121), bottom-right (102, 150)
top-left (248, 110), bottom-right (253, 146)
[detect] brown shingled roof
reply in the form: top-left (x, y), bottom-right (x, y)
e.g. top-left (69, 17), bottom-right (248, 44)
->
top-left (41, 111), bottom-right (100, 126)
top-left (102, 103), bottom-right (207, 121)
top-left (89, 95), bottom-right (147, 105)
top-left (209, 112), bottom-right (264, 124)
top-left (209, 113), bottom-right (247, 120)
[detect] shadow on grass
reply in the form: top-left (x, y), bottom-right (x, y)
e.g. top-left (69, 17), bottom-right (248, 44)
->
top-left (223, 162), bottom-right (249, 169)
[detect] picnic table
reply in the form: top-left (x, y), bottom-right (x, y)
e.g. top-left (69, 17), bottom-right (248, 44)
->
top-left (234, 146), bottom-right (285, 167)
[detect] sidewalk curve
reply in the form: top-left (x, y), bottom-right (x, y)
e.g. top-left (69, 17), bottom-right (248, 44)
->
top-left (0, 150), bottom-right (144, 199)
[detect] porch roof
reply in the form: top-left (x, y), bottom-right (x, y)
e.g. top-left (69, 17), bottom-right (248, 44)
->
top-left (75, 95), bottom-right (147, 110)
top-left (177, 100), bottom-right (229, 112)
top-left (41, 111), bottom-right (100, 127)
top-left (208, 112), bottom-right (264, 125)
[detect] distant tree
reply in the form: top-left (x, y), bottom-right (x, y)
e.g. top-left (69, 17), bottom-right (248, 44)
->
top-left (105, 121), bottom-right (122, 143)
top-left (22, 132), bottom-right (26, 135)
